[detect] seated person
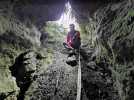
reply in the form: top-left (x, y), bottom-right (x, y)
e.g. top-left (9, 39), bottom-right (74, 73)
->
top-left (63, 24), bottom-right (81, 50)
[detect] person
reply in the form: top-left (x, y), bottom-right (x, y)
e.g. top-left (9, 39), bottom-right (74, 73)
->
top-left (63, 24), bottom-right (81, 50)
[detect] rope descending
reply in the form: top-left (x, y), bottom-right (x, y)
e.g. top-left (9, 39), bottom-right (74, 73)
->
top-left (76, 48), bottom-right (81, 100)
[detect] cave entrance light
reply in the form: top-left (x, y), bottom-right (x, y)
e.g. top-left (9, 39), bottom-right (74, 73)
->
top-left (56, 2), bottom-right (79, 31)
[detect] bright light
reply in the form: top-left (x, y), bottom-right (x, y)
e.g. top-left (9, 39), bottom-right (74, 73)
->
top-left (56, 2), bottom-right (79, 31)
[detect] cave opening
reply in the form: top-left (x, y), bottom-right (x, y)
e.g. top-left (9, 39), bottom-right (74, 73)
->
top-left (42, 1), bottom-right (81, 49)
top-left (56, 1), bottom-right (80, 31)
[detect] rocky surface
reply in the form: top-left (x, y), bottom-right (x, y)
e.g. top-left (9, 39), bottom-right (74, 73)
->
top-left (0, 8), bottom-right (52, 99)
top-left (73, 0), bottom-right (134, 100)
top-left (93, 1), bottom-right (134, 100)
top-left (25, 50), bottom-right (78, 100)
top-left (0, 0), bottom-right (134, 100)
top-left (10, 51), bottom-right (45, 100)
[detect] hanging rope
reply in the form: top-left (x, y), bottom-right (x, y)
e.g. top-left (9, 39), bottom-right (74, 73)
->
top-left (76, 48), bottom-right (81, 100)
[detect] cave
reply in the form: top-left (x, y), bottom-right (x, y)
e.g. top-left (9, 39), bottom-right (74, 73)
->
top-left (0, 0), bottom-right (134, 100)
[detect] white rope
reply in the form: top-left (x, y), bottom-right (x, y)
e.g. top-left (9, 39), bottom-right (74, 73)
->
top-left (76, 48), bottom-right (81, 100)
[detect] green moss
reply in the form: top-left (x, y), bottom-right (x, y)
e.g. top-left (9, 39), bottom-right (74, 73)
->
top-left (43, 48), bottom-right (53, 65)
top-left (0, 75), bottom-right (19, 93)
top-left (0, 49), bottom-right (20, 93)
top-left (0, 46), bottom-right (22, 93)
top-left (79, 19), bottom-right (96, 46)
top-left (112, 9), bottom-right (134, 39)
top-left (0, 14), bottom-right (42, 95)
top-left (127, 9), bottom-right (134, 17)
top-left (0, 51), bottom-right (19, 93)
top-left (44, 22), bottom-right (67, 43)
top-left (110, 63), bottom-right (134, 100)
top-left (0, 16), bottom-right (10, 34)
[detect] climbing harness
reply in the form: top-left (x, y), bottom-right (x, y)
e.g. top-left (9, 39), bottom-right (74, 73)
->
top-left (76, 48), bottom-right (81, 100)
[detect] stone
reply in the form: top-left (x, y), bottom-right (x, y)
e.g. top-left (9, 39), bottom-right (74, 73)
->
top-left (66, 55), bottom-right (77, 66)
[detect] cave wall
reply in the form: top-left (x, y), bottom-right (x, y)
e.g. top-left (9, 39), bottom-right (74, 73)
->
top-left (13, 3), bottom-right (65, 27)
top-left (94, 1), bottom-right (134, 99)
top-left (71, 0), bottom-right (134, 100)
top-left (0, 0), bottom-right (66, 27)
top-left (70, 0), bottom-right (107, 23)
top-left (0, 1), bottom-right (66, 99)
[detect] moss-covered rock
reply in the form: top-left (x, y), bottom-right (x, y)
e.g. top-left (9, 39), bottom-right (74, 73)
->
top-left (0, 12), bottom-right (49, 99)
top-left (80, 1), bottom-right (134, 100)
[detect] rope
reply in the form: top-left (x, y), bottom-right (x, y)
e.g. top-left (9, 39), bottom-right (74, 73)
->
top-left (76, 48), bottom-right (81, 100)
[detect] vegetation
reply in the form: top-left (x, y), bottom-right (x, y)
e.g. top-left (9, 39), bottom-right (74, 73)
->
top-left (44, 22), bottom-right (67, 44)
top-left (0, 14), bottom-right (55, 99)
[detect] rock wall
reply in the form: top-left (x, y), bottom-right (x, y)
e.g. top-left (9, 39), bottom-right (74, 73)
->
top-left (13, 0), bottom-right (66, 27)
top-left (71, 0), bottom-right (134, 100)
top-left (0, 1), bottom-right (59, 99)
top-left (94, 1), bottom-right (134, 100)
top-left (0, 0), bottom-right (66, 27)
